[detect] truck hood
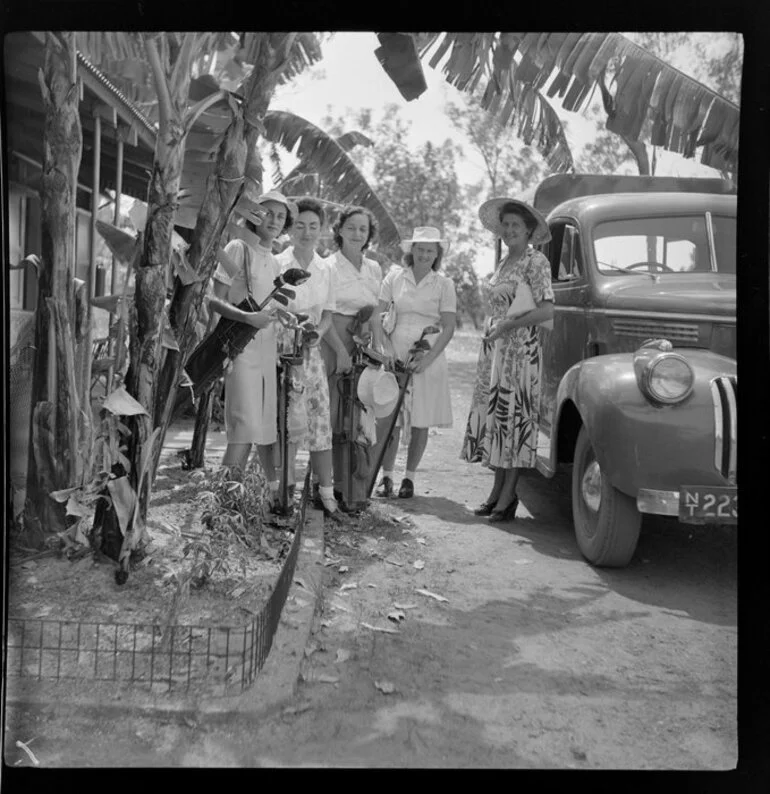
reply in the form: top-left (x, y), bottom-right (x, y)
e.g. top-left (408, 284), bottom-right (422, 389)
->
top-left (602, 273), bottom-right (736, 317)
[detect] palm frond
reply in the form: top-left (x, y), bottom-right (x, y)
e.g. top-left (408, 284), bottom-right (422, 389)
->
top-left (336, 130), bottom-right (374, 152)
top-left (420, 32), bottom-right (739, 172)
top-left (262, 110), bottom-right (401, 247)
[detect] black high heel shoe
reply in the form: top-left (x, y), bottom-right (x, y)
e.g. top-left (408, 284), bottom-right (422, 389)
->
top-left (473, 499), bottom-right (498, 516)
top-left (488, 497), bottom-right (519, 523)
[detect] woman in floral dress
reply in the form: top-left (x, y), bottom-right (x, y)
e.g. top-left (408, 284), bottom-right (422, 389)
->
top-left (460, 197), bottom-right (554, 522)
top-left (275, 197), bottom-right (345, 521)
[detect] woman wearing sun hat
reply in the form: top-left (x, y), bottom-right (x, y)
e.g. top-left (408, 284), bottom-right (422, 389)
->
top-left (207, 186), bottom-right (298, 505)
top-left (460, 197), bottom-right (554, 522)
top-left (372, 226), bottom-right (457, 499)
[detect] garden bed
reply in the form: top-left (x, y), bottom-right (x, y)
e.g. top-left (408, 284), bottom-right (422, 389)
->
top-left (7, 443), bottom-right (301, 695)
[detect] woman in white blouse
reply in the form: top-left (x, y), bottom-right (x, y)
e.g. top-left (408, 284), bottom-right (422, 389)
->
top-left (319, 205), bottom-right (384, 507)
top-left (372, 227), bottom-right (457, 498)
top-left (275, 197), bottom-right (344, 520)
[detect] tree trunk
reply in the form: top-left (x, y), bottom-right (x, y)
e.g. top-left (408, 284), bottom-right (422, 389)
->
top-left (150, 36), bottom-right (287, 478)
top-left (189, 384), bottom-right (214, 469)
top-left (125, 116), bottom-right (188, 530)
top-left (623, 136), bottom-right (651, 176)
top-left (24, 32), bottom-right (84, 542)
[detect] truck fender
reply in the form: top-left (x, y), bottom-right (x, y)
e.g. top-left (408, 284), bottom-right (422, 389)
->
top-left (552, 355), bottom-right (638, 483)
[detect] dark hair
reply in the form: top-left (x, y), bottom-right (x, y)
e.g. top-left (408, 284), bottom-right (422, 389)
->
top-left (403, 245), bottom-right (444, 272)
top-left (499, 202), bottom-right (537, 237)
top-left (295, 197), bottom-right (326, 226)
top-left (333, 205), bottom-right (378, 250)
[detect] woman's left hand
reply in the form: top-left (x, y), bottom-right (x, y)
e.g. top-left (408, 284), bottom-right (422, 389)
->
top-left (484, 318), bottom-right (511, 343)
top-left (410, 353), bottom-right (433, 374)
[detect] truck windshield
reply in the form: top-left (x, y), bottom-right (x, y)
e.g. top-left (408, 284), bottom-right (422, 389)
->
top-left (592, 215), bottom-right (736, 275)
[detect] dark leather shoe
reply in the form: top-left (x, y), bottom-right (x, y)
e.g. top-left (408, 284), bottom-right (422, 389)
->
top-left (375, 476), bottom-right (394, 498)
top-left (488, 497), bottom-right (519, 523)
top-left (473, 500), bottom-right (497, 516)
top-left (398, 478), bottom-right (414, 499)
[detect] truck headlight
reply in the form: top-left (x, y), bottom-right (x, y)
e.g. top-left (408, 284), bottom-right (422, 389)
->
top-left (644, 354), bottom-right (694, 404)
top-left (633, 340), bottom-right (695, 405)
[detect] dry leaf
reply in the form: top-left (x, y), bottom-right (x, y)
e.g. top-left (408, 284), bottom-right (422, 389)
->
top-left (416, 538), bottom-right (427, 545)
top-left (413, 560), bottom-right (425, 570)
top-left (340, 582), bottom-right (358, 592)
top-left (366, 583), bottom-right (377, 588)
top-left (415, 588), bottom-right (449, 603)
top-left (385, 559), bottom-right (403, 567)
top-left (102, 386), bottom-right (148, 416)
top-left (393, 602), bottom-right (418, 610)
top-left (335, 648), bottom-right (351, 663)
top-left (316, 674), bottom-right (339, 684)
top-left (374, 680), bottom-right (396, 694)
top-left (282, 702), bottom-right (312, 717)
top-left (338, 565), bottom-right (349, 573)
top-left (294, 577), bottom-right (307, 589)
top-left (361, 622), bottom-right (399, 635)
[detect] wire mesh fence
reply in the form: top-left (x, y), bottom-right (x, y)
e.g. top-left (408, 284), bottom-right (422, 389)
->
top-left (7, 477), bottom-right (310, 697)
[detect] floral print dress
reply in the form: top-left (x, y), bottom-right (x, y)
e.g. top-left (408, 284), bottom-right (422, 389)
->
top-left (460, 247), bottom-right (554, 469)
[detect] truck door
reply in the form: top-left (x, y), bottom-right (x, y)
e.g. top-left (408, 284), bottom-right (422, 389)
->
top-left (537, 220), bottom-right (590, 473)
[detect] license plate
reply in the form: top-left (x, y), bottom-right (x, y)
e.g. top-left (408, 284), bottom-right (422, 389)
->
top-left (679, 486), bottom-right (737, 524)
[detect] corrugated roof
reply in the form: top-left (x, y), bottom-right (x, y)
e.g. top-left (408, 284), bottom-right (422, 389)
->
top-left (76, 51), bottom-right (157, 140)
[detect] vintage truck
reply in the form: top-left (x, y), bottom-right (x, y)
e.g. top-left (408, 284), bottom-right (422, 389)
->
top-left (532, 174), bottom-right (736, 567)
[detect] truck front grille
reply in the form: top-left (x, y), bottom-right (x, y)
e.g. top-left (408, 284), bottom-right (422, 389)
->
top-left (612, 318), bottom-right (700, 344)
top-left (710, 376), bottom-right (737, 483)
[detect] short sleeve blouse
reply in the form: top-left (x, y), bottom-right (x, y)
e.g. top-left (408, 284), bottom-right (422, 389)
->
top-left (330, 250), bottom-right (382, 315)
top-left (379, 265), bottom-right (457, 325)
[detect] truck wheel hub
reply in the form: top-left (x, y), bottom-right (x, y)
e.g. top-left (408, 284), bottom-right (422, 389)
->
top-left (581, 460), bottom-right (602, 512)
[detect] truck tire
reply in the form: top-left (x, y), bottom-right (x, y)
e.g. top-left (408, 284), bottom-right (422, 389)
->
top-left (571, 426), bottom-right (641, 567)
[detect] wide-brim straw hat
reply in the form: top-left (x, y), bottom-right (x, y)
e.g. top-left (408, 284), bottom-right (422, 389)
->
top-left (399, 226), bottom-right (450, 254)
top-left (357, 366), bottom-right (400, 419)
top-left (478, 197), bottom-right (551, 245)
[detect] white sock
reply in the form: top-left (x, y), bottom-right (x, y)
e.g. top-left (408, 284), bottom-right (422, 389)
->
top-left (319, 485), bottom-right (337, 511)
top-left (383, 470), bottom-right (394, 480)
top-left (405, 470), bottom-right (416, 482)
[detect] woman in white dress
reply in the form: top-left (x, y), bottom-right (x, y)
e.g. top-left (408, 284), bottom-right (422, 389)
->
top-left (207, 189), bottom-right (297, 506)
top-left (275, 197), bottom-right (344, 520)
top-left (372, 227), bottom-right (457, 498)
top-left (319, 205), bottom-right (384, 508)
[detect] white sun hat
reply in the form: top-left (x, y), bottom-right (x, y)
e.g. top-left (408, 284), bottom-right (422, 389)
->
top-left (357, 366), bottom-right (400, 419)
top-left (399, 226), bottom-right (450, 254)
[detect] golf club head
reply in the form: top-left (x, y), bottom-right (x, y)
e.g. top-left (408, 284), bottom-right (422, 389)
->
top-left (272, 292), bottom-right (289, 306)
top-left (273, 307), bottom-right (298, 328)
top-left (294, 313), bottom-right (310, 325)
top-left (412, 339), bottom-right (431, 352)
top-left (279, 268), bottom-right (312, 287)
top-left (420, 325), bottom-right (441, 337)
top-left (302, 330), bottom-right (320, 345)
top-left (277, 287), bottom-right (296, 300)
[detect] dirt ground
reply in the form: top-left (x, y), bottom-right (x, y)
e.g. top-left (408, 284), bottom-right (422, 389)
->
top-left (3, 329), bottom-right (738, 769)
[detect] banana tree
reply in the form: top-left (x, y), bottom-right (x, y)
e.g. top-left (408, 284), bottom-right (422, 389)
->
top-left (150, 34), bottom-right (326, 480)
top-left (416, 32), bottom-right (739, 174)
top-left (262, 110), bottom-right (401, 247)
top-left (24, 32), bottom-right (86, 541)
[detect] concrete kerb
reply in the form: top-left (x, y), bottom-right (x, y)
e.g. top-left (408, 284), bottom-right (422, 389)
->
top-left (5, 504), bottom-right (327, 724)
